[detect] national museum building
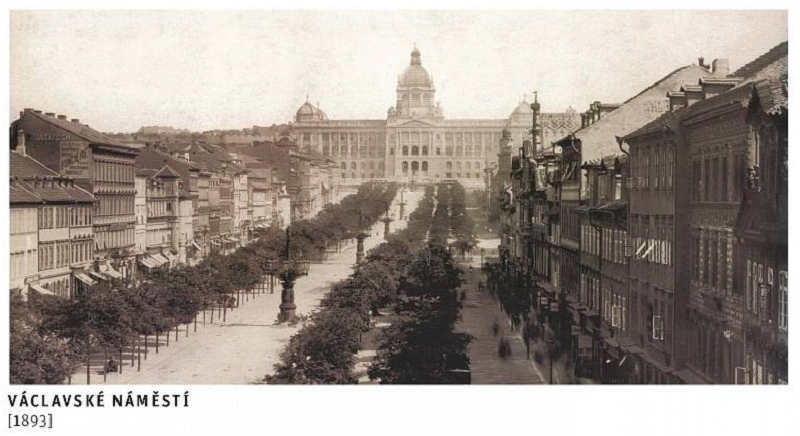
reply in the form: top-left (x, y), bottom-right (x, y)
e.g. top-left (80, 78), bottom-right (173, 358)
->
top-left (291, 47), bottom-right (581, 187)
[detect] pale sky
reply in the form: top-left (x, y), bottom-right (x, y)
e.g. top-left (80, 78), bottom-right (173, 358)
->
top-left (10, 10), bottom-right (787, 133)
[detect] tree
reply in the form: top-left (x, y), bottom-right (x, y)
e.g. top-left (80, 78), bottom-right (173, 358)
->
top-left (39, 281), bottom-right (136, 384)
top-left (264, 308), bottom-right (362, 384)
top-left (368, 296), bottom-right (472, 384)
top-left (10, 293), bottom-right (81, 384)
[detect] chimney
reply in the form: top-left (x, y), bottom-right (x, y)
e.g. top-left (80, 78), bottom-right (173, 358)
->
top-left (698, 57), bottom-right (709, 70)
top-left (57, 115), bottom-right (67, 120)
top-left (34, 110), bottom-right (42, 114)
top-left (71, 118), bottom-right (80, 123)
top-left (45, 112), bottom-right (55, 117)
top-left (17, 129), bottom-right (26, 156)
top-left (667, 91), bottom-right (687, 112)
top-left (712, 58), bottom-right (729, 76)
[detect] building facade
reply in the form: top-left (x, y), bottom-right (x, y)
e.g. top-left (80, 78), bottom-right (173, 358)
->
top-left (291, 47), bottom-right (579, 189)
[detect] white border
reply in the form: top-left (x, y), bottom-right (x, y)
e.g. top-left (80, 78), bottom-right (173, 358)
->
top-left (1, 3), bottom-right (797, 436)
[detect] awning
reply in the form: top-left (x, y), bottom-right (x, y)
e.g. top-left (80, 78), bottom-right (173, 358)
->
top-left (163, 251), bottom-right (177, 261)
top-left (30, 284), bottom-right (56, 296)
top-left (75, 273), bottom-right (96, 286)
top-left (89, 271), bottom-right (108, 281)
top-left (148, 255), bottom-right (166, 267)
top-left (139, 257), bottom-right (156, 269)
top-left (152, 253), bottom-right (170, 265)
top-left (191, 241), bottom-right (202, 250)
top-left (101, 262), bottom-right (122, 279)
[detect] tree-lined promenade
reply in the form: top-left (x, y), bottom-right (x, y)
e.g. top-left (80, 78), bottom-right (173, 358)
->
top-left (266, 181), bottom-right (478, 384)
top-left (10, 182), bottom-right (399, 385)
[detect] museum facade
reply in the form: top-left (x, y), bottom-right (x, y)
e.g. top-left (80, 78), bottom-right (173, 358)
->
top-left (291, 46), bottom-right (580, 187)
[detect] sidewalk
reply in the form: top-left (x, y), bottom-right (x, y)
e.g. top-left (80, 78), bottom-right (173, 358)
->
top-left (456, 267), bottom-right (544, 384)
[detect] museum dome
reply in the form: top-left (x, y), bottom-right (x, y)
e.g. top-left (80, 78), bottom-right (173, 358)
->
top-left (399, 46), bottom-right (433, 89)
top-left (295, 101), bottom-right (328, 122)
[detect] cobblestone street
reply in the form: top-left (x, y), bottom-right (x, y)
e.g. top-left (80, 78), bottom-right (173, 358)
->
top-left (456, 267), bottom-right (545, 384)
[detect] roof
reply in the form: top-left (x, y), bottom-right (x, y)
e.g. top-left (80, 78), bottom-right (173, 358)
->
top-left (10, 151), bottom-right (58, 178)
top-left (23, 110), bottom-right (133, 150)
top-left (624, 108), bottom-right (683, 141)
top-left (135, 146), bottom-right (198, 194)
top-left (753, 77), bottom-right (788, 115)
top-left (730, 41), bottom-right (788, 78)
top-left (10, 179), bottom-right (42, 204)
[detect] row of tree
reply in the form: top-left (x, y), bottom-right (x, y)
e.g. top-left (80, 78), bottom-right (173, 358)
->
top-left (10, 183), bottom-right (398, 384)
top-left (264, 185), bottom-right (438, 384)
top-left (368, 182), bottom-right (472, 383)
top-left (264, 182), bottom-right (477, 384)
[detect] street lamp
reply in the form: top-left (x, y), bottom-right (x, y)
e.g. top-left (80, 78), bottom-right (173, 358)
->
top-left (269, 227), bottom-right (311, 323)
top-left (546, 336), bottom-right (556, 384)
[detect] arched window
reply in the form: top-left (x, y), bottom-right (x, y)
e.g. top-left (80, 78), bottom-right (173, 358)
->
top-left (369, 161), bottom-right (375, 169)
top-left (457, 161), bottom-right (462, 170)
top-left (402, 161), bottom-right (409, 173)
top-left (411, 161), bottom-right (419, 172)
top-left (332, 145), bottom-right (339, 156)
top-left (351, 162), bottom-right (357, 170)
top-left (422, 146), bottom-right (428, 156)
top-left (422, 161), bottom-right (428, 172)
top-left (412, 146), bottom-right (419, 156)
top-left (341, 162), bottom-right (347, 170)
top-left (475, 161), bottom-right (481, 169)
top-left (402, 146), bottom-right (409, 156)
top-left (466, 162), bottom-right (472, 170)
top-left (360, 161), bottom-right (366, 170)
top-left (341, 145), bottom-right (348, 155)
top-left (465, 145), bottom-right (472, 157)
top-left (446, 161), bottom-right (453, 170)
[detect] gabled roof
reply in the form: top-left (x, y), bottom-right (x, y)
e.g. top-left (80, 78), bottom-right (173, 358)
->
top-left (10, 179), bottom-right (42, 204)
top-left (154, 165), bottom-right (180, 179)
top-left (730, 41), bottom-right (788, 79)
top-left (23, 110), bottom-right (131, 149)
top-left (10, 152), bottom-right (58, 178)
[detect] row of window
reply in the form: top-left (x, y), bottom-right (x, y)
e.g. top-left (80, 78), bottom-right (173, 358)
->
top-left (95, 195), bottom-right (134, 217)
top-left (690, 152), bottom-right (746, 203)
top-left (690, 231), bottom-right (729, 291)
top-left (38, 240), bottom-right (72, 270)
top-left (10, 208), bottom-right (37, 233)
top-left (323, 145), bottom-right (385, 158)
top-left (630, 215), bottom-right (675, 266)
top-left (94, 159), bottom-right (134, 185)
top-left (630, 143), bottom-right (675, 190)
top-left (339, 161), bottom-right (386, 171)
top-left (746, 262), bottom-right (788, 331)
top-left (9, 249), bottom-right (37, 280)
top-left (96, 228), bottom-right (134, 251)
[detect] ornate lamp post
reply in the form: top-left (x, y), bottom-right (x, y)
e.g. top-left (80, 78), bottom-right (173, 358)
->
top-left (267, 227), bottom-right (311, 323)
top-left (380, 212), bottom-right (394, 241)
top-left (355, 212), bottom-right (369, 265)
top-left (398, 189), bottom-right (406, 220)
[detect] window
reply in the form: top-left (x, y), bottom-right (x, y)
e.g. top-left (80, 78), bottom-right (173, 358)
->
top-left (652, 315), bottom-right (664, 341)
top-left (778, 271), bottom-right (787, 330)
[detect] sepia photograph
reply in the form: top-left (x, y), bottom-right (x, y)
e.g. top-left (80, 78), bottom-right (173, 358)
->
top-left (2, 3), bottom-right (795, 435)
